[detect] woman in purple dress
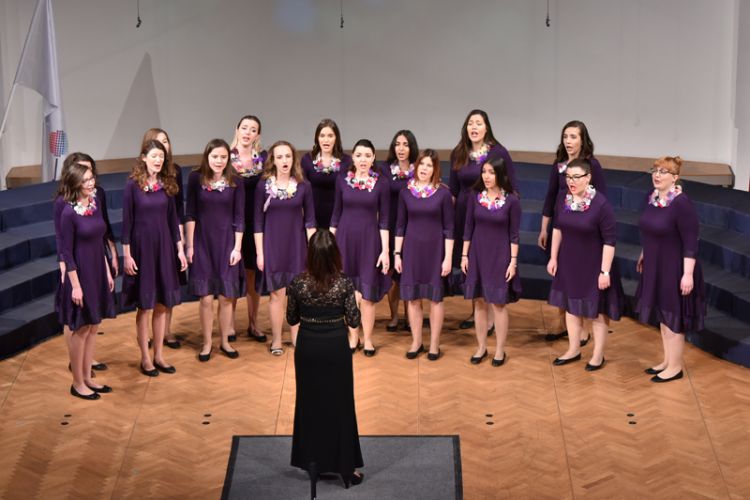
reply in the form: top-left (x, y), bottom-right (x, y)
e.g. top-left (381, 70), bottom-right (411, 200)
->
top-left (450, 109), bottom-right (517, 327)
top-left (185, 139), bottom-right (245, 361)
top-left (141, 128), bottom-right (185, 349)
top-left (461, 155), bottom-right (521, 366)
top-left (635, 156), bottom-right (706, 383)
top-left (229, 115), bottom-right (268, 343)
top-left (301, 119), bottom-right (352, 229)
top-left (547, 159), bottom-right (624, 370)
top-left (539, 121), bottom-right (607, 344)
top-left (330, 139), bottom-right (391, 356)
top-left (54, 153), bottom-right (110, 375)
top-left (56, 163), bottom-right (116, 399)
top-left (380, 130), bottom-right (418, 332)
top-left (255, 141), bottom-right (316, 355)
top-left (122, 140), bottom-right (187, 376)
top-left (394, 149), bottom-right (453, 360)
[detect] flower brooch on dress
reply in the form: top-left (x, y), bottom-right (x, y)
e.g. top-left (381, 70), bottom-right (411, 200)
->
top-left (478, 189), bottom-right (507, 211)
top-left (265, 176), bottom-right (298, 200)
top-left (407, 179), bottom-right (438, 198)
top-left (390, 163), bottom-right (414, 180)
top-left (469, 143), bottom-right (491, 165)
top-left (649, 185), bottom-right (682, 208)
top-left (564, 184), bottom-right (596, 212)
top-left (70, 192), bottom-right (98, 217)
top-left (312, 154), bottom-right (341, 174)
top-left (557, 162), bottom-right (568, 174)
top-left (231, 149), bottom-right (264, 178)
top-left (202, 178), bottom-right (228, 192)
top-left (346, 170), bottom-right (378, 192)
top-left (143, 180), bottom-right (163, 193)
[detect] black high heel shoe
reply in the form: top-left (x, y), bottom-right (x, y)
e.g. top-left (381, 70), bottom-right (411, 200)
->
top-left (342, 471), bottom-right (364, 489)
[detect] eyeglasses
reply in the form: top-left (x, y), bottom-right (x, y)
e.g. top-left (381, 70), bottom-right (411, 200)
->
top-left (564, 173), bottom-right (589, 182)
top-left (649, 168), bottom-right (674, 176)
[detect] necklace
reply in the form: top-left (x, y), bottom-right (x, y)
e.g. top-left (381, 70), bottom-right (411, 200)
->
top-left (564, 185), bottom-right (596, 212)
top-left (202, 177), bottom-right (228, 192)
top-left (231, 148), bottom-right (263, 177)
top-left (346, 170), bottom-right (378, 192)
top-left (469, 144), bottom-right (490, 164)
top-left (390, 163), bottom-right (414, 180)
top-left (478, 189), bottom-right (507, 211)
top-left (312, 154), bottom-right (341, 174)
top-left (407, 178), bottom-right (438, 198)
top-left (71, 190), bottom-right (98, 217)
top-left (650, 184), bottom-right (682, 208)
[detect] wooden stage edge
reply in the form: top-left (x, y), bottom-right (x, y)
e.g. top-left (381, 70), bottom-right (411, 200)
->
top-left (5, 150), bottom-right (735, 188)
top-left (0, 297), bottom-right (749, 499)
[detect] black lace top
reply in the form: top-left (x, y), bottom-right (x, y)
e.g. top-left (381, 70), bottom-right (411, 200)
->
top-left (286, 273), bottom-right (361, 328)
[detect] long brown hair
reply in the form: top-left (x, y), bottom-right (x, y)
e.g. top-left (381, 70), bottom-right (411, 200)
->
top-left (305, 229), bottom-right (342, 292)
top-left (414, 149), bottom-right (442, 186)
top-left (451, 109), bottom-right (499, 170)
top-left (60, 163), bottom-right (92, 204)
top-left (195, 138), bottom-right (236, 187)
top-left (56, 152), bottom-right (95, 197)
top-left (263, 140), bottom-right (304, 182)
top-left (141, 128), bottom-right (177, 178)
top-left (311, 118), bottom-right (344, 159)
top-left (554, 120), bottom-right (595, 163)
top-left (131, 140), bottom-right (179, 196)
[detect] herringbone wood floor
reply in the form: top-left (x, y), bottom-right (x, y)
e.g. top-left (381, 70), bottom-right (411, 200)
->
top-left (1, 298), bottom-right (749, 499)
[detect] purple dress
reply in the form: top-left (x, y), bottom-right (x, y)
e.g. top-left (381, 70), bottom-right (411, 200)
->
top-left (173, 165), bottom-right (188, 286)
top-left (56, 186), bottom-right (115, 260)
top-left (185, 171), bottom-right (246, 298)
top-left (463, 192), bottom-right (522, 304)
top-left (330, 172), bottom-right (392, 301)
top-left (548, 193), bottom-right (625, 319)
top-left (449, 143), bottom-right (517, 286)
top-left (635, 193), bottom-right (706, 333)
top-left (120, 179), bottom-right (182, 309)
top-left (254, 178), bottom-right (316, 294)
top-left (396, 186), bottom-right (454, 302)
top-left (301, 153), bottom-right (353, 228)
top-left (380, 162), bottom-right (412, 282)
top-left (231, 148), bottom-right (268, 271)
top-left (56, 193), bottom-right (116, 330)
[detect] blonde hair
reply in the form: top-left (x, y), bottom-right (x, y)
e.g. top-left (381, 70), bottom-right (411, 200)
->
top-left (230, 115), bottom-right (262, 152)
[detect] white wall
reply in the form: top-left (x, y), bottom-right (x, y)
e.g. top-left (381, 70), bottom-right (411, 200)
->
top-left (735, 0), bottom-right (750, 191)
top-left (0, 0), bottom-right (743, 188)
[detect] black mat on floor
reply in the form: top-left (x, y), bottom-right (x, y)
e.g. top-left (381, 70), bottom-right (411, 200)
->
top-left (221, 435), bottom-right (462, 500)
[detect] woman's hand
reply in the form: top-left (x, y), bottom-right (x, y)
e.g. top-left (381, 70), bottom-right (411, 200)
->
top-left (256, 254), bottom-right (264, 272)
top-left (680, 273), bottom-right (694, 295)
top-left (177, 250), bottom-right (188, 271)
top-left (107, 272), bottom-right (115, 292)
top-left (110, 255), bottom-right (119, 278)
top-left (546, 259), bottom-right (557, 277)
top-left (460, 256), bottom-right (469, 274)
top-left (394, 255), bottom-right (402, 274)
top-left (186, 246), bottom-right (194, 264)
top-left (505, 262), bottom-right (516, 282)
top-left (229, 249), bottom-right (241, 266)
top-left (441, 257), bottom-right (451, 277)
top-left (598, 273), bottom-right (611, 290)
top-left (636, 252), bottom-right (644, 274)
top-left (72, 286), bottom-right (84, 307)
top-left (123, 255), bottom-right (138, 276)
top-left (376, 252), bottom-right (389, 275)
top-left (537, 231), bottom-right (548, 250)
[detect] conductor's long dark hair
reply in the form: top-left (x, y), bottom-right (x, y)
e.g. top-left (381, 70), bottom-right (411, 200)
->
top-left (472, 154), bottom-right (514, 194)
top-left (306, 229), bottom-right (343, 292)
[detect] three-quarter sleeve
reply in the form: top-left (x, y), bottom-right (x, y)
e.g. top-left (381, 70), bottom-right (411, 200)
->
top-left (168, 194), bottom-right (180, 243)
top-left (395, 190), bottom-right (408, 237)
top-left (53, 196), bottom-right (66, 261)
top-left (286, 278), bottom-right (300, 326)
top-left (441, 189), bottom-right (455, 238)
top-left (59, 208), bottom-right (77, 271)
top-left (302, 182), bottom-right (317, 229)
top-left (185, 171), bottom-right (200, 222)
top-left (120, 180), bottom-right (135, 245)
top-left (590, 157), bottom-right (608, 196)
top-left (463, 194), bottom-right (476, 241)
top-left (232, 179), bottom-right (245, 233)
top-left (377, 176), bottom-right (390, 230)
top-left (97, 186), bottom-right (115, 243)
top-left (253, 179), bottom-right (266, 233)
top-left (676, 195), bottom-right (700, 258)
top-left (174, 165), bottom-right (185, 223)
top-left (541, 163), bottom-right (559, 218)
top-left (508, 194), bottom-right (521, 244)
top-left (343, 277), bottom-right (362, 328)
top-left (598, 197), bottom-right (617, 247)
top-left (329, 176), bottom-right (343, 229)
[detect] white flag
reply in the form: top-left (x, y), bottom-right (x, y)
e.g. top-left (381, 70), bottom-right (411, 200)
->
top-left (13, 0), bottom-right (67, 182)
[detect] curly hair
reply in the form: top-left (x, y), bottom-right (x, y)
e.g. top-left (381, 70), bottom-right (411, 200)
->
top-left (131, 140), bottom-right (179, 196)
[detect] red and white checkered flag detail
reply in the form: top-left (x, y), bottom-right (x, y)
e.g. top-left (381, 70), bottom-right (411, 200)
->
top-left (48, 129), bottom-right (68, 157)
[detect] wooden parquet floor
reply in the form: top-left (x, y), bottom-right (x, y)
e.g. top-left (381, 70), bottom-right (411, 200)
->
top-left (1, 298), bottom-right (749, 500)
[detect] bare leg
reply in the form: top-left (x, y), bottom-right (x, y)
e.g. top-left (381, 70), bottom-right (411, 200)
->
top-left (152, 304), bottom-right (170, 366)
top-left (387, 282), bottom-right (400, 328)
top-left (407, 300), bottom-right (423, 351)
top-left (219, 295), bottom-right (236, 351)
top-left (589, 314), bottom-right (608, 365)
top-left (659, 325), bottom-right (685, 378)
top-left (473, 299), bottom-right (489, 357)
top-left (491, 304), bottom-right (508, 360)
top-left (69, 325), bottom-right (93, 395)
top-left (558, 312), bottom-right (583, 359)
top-left (83, 325), bottom-right (103, 388)
top-left (361, 299), bottom-right (376, 351)
top-left (651, 324), bottom-right (670, 371)
top-left (269, 289), bottom-right (286, 350)
top-left (199, 296), bottom-right (214, 355)
top-left (136, 308), bottom-right (154, 369)
top-left (428, 300), bottom-right (444, 355)
top-left (245, 269), bottom-right (261, 334)
top-left (164, 307), bottom-right (177, 343)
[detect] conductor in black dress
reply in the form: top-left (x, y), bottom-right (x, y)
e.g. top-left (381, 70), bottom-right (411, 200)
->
top-left (287, 229), bottom-right (364, 488)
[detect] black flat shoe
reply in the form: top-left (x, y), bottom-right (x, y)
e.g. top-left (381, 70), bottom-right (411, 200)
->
top-left (651, 370), bottom-right (683, 383)
top-left (164, 338), bottom-right (181, 349)
top-left (350, 340), bottom-right (361, 354)
top-left (86, 383), bottom-right (113, 393)
top-left (487, 325), bottom-right (495, 337)
top-left (227, 334), bottom-right (237, 343)
top-left (406, 345), bottom-right (424, 359)
top-left (544, 330), bottom-right (568, 342)
top-left (427, 349), bottom-right (441, 361)
top-left (91, 362), bottom-right (108, 371)
top-left (459, 319), bottom-right (475, 329)
top-left (580, 335), bottom-right (591, 347)
top-left (363, 347), bottom-right (376, 357)
top-left (552, 353), bottom-right (581, 366)
top-left (386, 323), bottom-right (398, 332)
top-left (585, 358), bottom-right (606, 371)
top-left (247, 328), bottom-right (267, 343)
top-left (491, 353), bottom-right (507, 367)
top-left (70, 385), bottom-right (100, 400)
top-left (198, 349), bottom-right (212, 362)
top-left (644, 367), bottom-right (664, 375)
top-left (470, 350), bottom-right (487, 365)
top-left (220, 346), bottom-right (239, 359)
top-left (154, 361), bottom-right (176, 374)
top-left (140, 363), bottom-right (159, 377)
top-left (343, 471), bottom-right (364, 489)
